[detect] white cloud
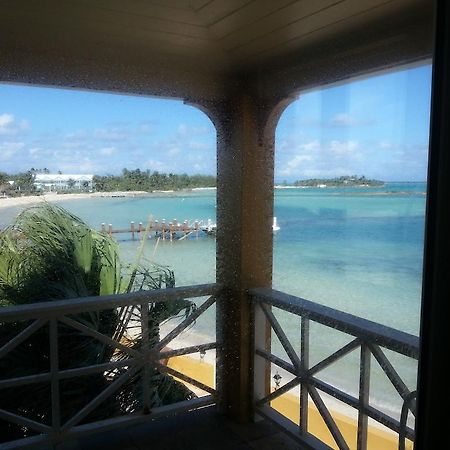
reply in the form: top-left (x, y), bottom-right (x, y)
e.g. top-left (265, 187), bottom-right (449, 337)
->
top-left (28, 147), bottom-right (42, 159)
top-left (329, 113), bottom-right (373, 127)
top-left (330, 113), bottom-right (358, 126)
top-left (0, 141), bottom-right (25, 160)
top-left (65, 130), bottom-right (88, 140)
top-left (176, 123), bottom-right (210, 138)
top-left (168, 147), bottom-right (181, 156)
top-left (0, 113), bottom-right (14, 129)
top-left (177, 124), bottom-right (188, 137)
top-left (93, 128), bottom-right (128, 141)
top-left (61, 139), bottom-right (85, 150)
top-left (145, 159), bottom-right (166, 171)
top-left (301, 167), bottom-right (350, 178)
top-left (277, 140), bottom-right (320, 176)
top-left (0, 113), bottom-right (28, 135)
top-left (57, 157), bottom-right (100, 174)
top-left (329, 140), bottom-right (359, 156)
top-left (188, 141), bottom-right (211, 151)
top-left (301, 140), bottom-right (320, 152)
top-left (279, 154), bottom-right (314, 176)
top-left (277, 139), bottom-right (365, 179)
top-left (99, 147), bottom-right (117, 156)
top-left (289, 113), bottom-right (374, 129)
top-left (138, 122), bottom-right (152, 133)
top-left (277, 138), bottom-right (320, 154)
top-left (378, 141), bottom-right (394, 149)
top-left (193, 163), bottom-right (205, 171)
top-left (1, 113), bottom-right (216, 175)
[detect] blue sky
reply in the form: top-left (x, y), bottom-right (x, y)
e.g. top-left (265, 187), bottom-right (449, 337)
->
top-left (0, 64), bottom-right (431, 181)
top-left (276, 63), bottom-right (432, 182)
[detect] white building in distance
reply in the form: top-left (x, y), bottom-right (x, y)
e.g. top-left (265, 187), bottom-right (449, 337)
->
top-left (34, 174), bottom-right (94, 192)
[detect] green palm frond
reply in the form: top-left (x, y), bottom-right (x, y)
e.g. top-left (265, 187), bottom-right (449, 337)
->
top-left (0, 203), bottom-right (196, 441)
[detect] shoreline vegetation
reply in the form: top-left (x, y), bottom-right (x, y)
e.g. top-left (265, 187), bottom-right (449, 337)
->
top-left (0, 168), bottom-right (216, 197)
top-left (0, 168), bottom-right (219, 210)
top-left (1, 169), bottom-right (426, 211)
top-left (1, 169), bottom-right (423, 197)
top-left (279, 175), bottom-right (384, 188)
top-left (0, 184), bottom-right (427, 212)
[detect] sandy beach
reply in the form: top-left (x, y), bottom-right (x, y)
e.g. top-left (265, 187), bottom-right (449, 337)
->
top-left (167, 353), bottom-right (413, 450)
top-left (0, 188), bottom-right (221, 212)
top-left (0, 191), bottom-right (151, 210)
top-left (160, 328), bottom-right (412, 450)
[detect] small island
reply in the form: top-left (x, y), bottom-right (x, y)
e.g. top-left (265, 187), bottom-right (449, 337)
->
top-left (292, 175), bottom-right (384, 188)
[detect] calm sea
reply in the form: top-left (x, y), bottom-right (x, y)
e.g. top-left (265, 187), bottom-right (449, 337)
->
top-left (0, 182), bottom-right (426, 418)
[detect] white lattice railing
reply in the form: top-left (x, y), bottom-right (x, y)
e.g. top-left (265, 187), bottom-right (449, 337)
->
top-left (0, 284), bottom-right (218, 449)
top-left (250, 288), bottom-right (419, 450)
top-left (1, 283), bottom-right (420, 450)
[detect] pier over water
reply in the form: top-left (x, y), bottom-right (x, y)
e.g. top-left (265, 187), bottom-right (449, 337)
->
top-left (100, 219), bottom-right (217, 241)
top-left (100, 217), bottom-right (280, 241)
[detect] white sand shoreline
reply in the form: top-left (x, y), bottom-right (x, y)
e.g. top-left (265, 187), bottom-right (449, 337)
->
top-left (0, 190), bottom-right (210, 211)
top-left (163, 330), bottom-right (408, 435)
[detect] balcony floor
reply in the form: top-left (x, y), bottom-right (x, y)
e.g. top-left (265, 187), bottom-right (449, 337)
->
top-left (54, 406), bottom-right (302, 450)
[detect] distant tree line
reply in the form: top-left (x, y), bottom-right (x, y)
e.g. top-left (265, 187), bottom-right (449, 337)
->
top-left (1, 168), bottom-right (69, 196)
top-left (94, 169), bottom-right (216, 192)
top-left (1, 168), bottom-right (216, 196)
top-left (292, 175), bottom-right (384, 187)
top-left (0, 170), bottom-right (36, 196)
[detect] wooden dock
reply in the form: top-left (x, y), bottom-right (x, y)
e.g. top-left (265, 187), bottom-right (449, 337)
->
top-left (100, 219), bottom-right (216, 241)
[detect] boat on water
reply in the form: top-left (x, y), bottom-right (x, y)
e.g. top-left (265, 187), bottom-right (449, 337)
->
top-left (272, 217), bottom-right (280, 231)
top-left (202, 217), bottom-right (280, 236)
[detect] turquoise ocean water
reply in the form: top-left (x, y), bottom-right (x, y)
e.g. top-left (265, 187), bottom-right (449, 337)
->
top-left (0, 182), bottom-right (426, 418)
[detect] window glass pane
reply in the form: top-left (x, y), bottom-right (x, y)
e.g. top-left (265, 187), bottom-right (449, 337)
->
top-left (272, 64), bottom-right (431, 447)
top-left (0, 85), bottom-right (217, 439)
top-left (0, 85), bottom-right (217, 286)
top-left (274, 64), bottom-right (431, 332)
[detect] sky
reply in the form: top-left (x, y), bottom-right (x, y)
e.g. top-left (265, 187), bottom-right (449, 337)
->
top-left (0, 63), bottom-right (432, 181)
top-left (276, 63), bottom-right (432, 182)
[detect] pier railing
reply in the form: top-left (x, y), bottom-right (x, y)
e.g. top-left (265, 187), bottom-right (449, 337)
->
top-left (0, 284), bottom-right (218, 449)
top-left (100, 218), bottom-right (216, 241)
top-left (250, 288), bottom-right (419, 450)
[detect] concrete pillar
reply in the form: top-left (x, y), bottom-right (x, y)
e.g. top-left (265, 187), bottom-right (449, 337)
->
top-left (215, 94), bottom-right (272, 422)
top-left (190, 91), bottom-right (289, 423)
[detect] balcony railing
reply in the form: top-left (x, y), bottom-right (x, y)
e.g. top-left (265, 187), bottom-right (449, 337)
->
top-left (250, 288), bottom-right (419, 450)
top-left (0, 284), bottom-right (421, 450)
top-left (0, 284), bottom-right (218, 449)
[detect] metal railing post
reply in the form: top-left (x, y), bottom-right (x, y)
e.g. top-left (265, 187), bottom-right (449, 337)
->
top-left (49, 319), bottom-right (60, 436)
top-left (141, 303), bottom-right (151, 414)
top-left (300, 316), bottom-right (310, 434)
top-left (357, 343), bottom-right (370, 450)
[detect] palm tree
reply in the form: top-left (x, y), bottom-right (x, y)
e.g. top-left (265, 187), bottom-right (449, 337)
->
top-left (0, 203), bottom-right (195, 441)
